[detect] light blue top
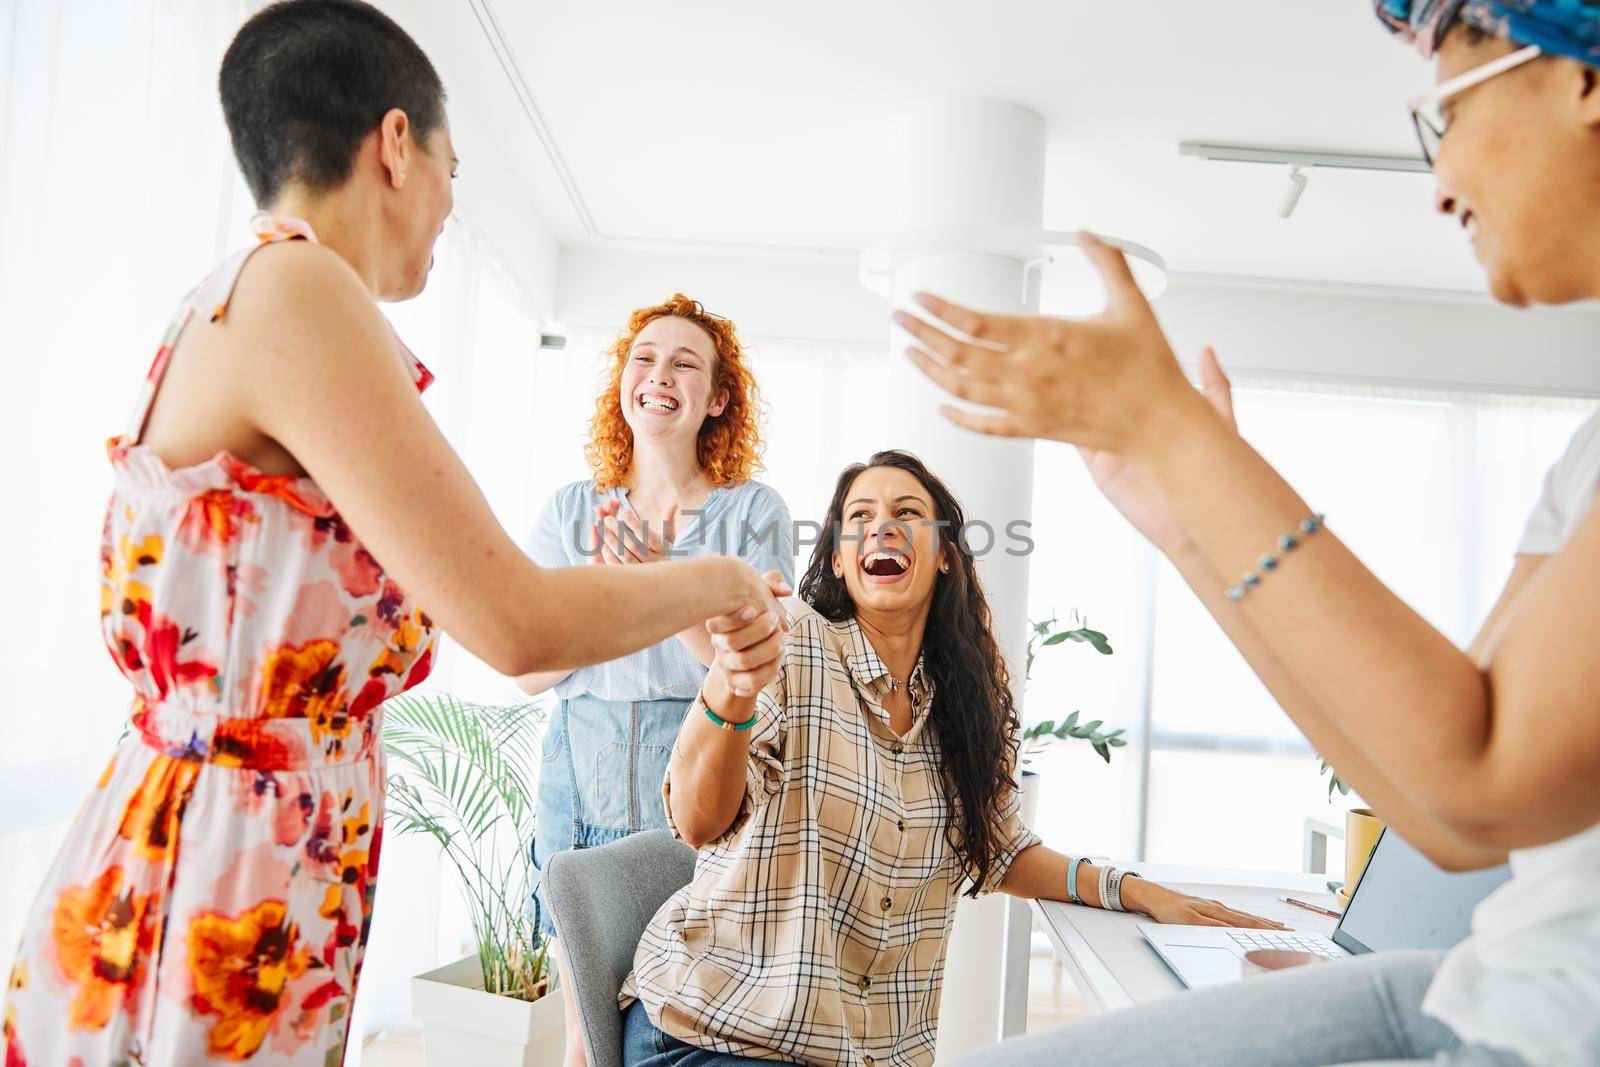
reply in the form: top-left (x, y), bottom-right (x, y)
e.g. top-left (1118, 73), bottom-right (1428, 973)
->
top-left (529, 478), bottom-right (796, 701)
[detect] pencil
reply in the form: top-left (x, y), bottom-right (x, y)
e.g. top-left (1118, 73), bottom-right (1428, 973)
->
top-left (1278, 895), bottom-right (1343, 919)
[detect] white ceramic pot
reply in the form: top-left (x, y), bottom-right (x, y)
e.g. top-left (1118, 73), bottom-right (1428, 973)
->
top-left (411, 956), bottom-right (565, 1067)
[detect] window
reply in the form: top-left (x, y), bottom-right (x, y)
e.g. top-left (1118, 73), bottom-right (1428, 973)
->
top-left (1023, 385), bottom-right (1590, 871)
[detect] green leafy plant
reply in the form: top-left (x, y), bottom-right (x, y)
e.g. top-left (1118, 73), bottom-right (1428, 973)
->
top-left (1021, 613), bottom-right (1127, 765)
top-left (383, 693), bottom-right (551, 1001)
top-left (1319, 756), bottom-right (1350, 801)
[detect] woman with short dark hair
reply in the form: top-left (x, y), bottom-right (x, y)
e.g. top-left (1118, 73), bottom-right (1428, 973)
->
top-left (0, 3), bottom-right (781, 1063)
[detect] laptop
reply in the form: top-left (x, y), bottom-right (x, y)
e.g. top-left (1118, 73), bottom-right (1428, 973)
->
top-left (1140, 828), bottom-right (1511, 989)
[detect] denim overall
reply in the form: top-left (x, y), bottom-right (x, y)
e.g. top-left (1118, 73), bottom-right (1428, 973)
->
top-left (530, 692), bottom-right (692, 937)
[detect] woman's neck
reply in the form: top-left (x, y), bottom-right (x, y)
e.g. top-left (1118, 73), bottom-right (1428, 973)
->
top-left (264, 187), bottom-right (386, 296)
top-left (625, 437), bottom-right (711, 511)
top-left (855, 604), bottom-right (929, 688)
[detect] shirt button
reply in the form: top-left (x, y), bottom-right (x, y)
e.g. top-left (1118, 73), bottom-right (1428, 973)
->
top-left (858, 976), bottom-right (872, 992)
top-left (891, 743), bottom-right (904, 755)
top-left (880, 895), bottom-right (892, 911)
top-left (864, 1058), bottom-right (875, 1067)
top-left (896, 818), bottom-right (907, 832)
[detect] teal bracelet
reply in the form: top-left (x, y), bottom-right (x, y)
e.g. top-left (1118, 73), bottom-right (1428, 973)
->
top-left (702, 696), bottom-right (756, 732)
top-left (1066, 855), bottom-right (1090, 905)
top-left (1225, 513), bottom-right (1325, 603)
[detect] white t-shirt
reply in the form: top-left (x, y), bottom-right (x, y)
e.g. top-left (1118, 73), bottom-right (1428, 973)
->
top-left (1422, 407), bottom-right (1600, 1067)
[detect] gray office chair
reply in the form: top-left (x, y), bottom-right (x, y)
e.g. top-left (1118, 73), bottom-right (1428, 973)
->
top-left (542, 829), bottom-right (698, 1067)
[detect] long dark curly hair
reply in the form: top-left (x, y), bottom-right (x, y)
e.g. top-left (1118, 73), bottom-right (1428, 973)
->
top-left (797, 449), bottom-right (1022, 897)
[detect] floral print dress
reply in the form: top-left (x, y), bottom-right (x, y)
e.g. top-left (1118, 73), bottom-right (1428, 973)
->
top-left (2, 215), bottom-right (437, 1067)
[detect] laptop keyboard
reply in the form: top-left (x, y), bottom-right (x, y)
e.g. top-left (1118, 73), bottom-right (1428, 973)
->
top-left (1226, 929), bottom-right (1344, 959)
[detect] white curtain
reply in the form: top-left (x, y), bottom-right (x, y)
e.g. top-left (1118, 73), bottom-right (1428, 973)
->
top-left (0, 4), bottom-right (554, 1049)
top-left (0, 0), bottom-right (257, 985)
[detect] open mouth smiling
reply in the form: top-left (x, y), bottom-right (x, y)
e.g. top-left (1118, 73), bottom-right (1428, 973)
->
top-left (638, 392), bottom-right (681, 414)
top-left (861, 549), bottom-right (911, 584)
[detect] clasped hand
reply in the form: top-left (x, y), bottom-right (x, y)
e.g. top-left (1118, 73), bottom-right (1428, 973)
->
top-left (704, 570), bottom-right (790, 698)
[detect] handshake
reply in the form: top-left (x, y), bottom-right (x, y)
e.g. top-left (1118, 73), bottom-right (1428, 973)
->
top-left (585, 499), bottom-right (790, 699)
top-left (705, 568), bottom-right (792, 698)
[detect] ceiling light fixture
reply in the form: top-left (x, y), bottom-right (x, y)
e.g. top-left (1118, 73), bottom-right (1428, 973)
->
top-left (1178, 142), bottom-right (1430, 173)
top-left (1180, 142), bottom-right (1428, 221)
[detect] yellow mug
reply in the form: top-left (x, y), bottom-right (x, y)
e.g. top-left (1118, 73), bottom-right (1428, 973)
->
top-left (1339, 807), bottom-right (1385, 903)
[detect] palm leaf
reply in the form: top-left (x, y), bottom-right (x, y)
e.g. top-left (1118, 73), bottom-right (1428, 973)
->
top-left (382, 692), bottom-right (551, 998)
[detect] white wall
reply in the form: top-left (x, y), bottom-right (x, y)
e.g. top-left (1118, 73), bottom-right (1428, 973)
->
top-left (381, 0), bottom-right (561, 311)
top-left (557, 243), bottom-right (1600, 398)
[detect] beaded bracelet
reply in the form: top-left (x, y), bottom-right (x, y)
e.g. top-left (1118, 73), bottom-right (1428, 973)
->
top-left (1225, 514), bottom-right (1326, 603)
top-left (701, 695), bottom-right (756, 732)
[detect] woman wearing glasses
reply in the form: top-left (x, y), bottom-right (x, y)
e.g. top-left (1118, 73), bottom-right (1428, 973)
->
top-left (915, 4), bottom-right (1600, 1067)
top-left (517, 294), bottom-right (794, 1067)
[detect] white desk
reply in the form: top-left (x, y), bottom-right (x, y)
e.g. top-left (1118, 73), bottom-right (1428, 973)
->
top-left (1028, 863), bottom-right (1341, 1012)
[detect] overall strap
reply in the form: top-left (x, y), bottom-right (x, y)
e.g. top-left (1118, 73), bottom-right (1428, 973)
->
top-left (121, 215), bottom-right (320, 446)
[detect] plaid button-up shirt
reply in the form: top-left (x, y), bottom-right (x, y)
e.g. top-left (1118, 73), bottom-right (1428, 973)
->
top-left (622, 600), bottom-right (1040, 1067)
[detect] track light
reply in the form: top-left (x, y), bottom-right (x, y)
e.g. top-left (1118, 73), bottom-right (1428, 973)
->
top-left (1279, 164), bottom-right (1310, 219)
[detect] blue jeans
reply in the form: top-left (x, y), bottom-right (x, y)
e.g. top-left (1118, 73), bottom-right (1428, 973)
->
top-left (530, 694), bottom-right (691, 938)
top-left (956, 950), bottom-right (1533, 1067)
top-left (622, 1000), bottom-right (797, 1067)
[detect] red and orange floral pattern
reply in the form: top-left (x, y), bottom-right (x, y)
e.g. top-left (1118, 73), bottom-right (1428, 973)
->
top-left (187, 902), bottom-right (312, 1060)
top-left (3, 215), bottom-right (435, 1066)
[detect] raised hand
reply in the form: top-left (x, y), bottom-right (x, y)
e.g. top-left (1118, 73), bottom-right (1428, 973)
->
top-left (1080, 346), bottom-right (1237, 556)
top-left (896, 232), bottom-right (1203, 458)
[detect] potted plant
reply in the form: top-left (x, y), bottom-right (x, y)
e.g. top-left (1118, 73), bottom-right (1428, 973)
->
top-left (384, 694), bottom-right (563, 1066)
top-left (1020, 614), bottom-right (1126, 765)
top-left (1017, 614), bottom-right (1126, 820)
top-left (1318, 757), bottom-right (1384, 901)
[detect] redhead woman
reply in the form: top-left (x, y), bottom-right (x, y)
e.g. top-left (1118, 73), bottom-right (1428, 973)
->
top-left (518, 294), bottom-right (793, 1067)
top-left (0, 4), bottom-right (780, 1064)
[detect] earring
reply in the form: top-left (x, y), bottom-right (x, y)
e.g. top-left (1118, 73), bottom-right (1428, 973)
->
top-left (939, 562), bottom-right (950, 573)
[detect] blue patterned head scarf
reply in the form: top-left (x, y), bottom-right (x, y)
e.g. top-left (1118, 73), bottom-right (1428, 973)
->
top-left (1376, 0), bottom-right (1600, 63)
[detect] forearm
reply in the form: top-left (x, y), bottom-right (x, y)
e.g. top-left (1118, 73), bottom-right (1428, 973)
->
top-left (998, 845), bottom-right (1105, 908)
top-left (513, 669), bottom-right (570, 696)
top-left (1166, 543), bottom-right (1507, 871)
top-left (675, 622), bottom-right (718, 668)
top-left (1140, 398), bottom-right (1492, 818)
top-left (665, 666), bottom-right (758, 848)
top-left (512, 556), bottom-right (743, 675)
top-left (1000, 846), bottom-right (1193, 920)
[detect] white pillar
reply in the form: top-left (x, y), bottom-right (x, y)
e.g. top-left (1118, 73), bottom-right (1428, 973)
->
top-left (883, 100), bottom-right (1045, 1061)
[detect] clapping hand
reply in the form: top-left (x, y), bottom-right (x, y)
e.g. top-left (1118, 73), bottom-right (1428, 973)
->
top-left (589, 500), bottom-right (677, 565)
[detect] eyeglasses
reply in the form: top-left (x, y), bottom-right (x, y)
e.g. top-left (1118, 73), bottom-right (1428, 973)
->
top-left (1409, 44), bottom-right (1542, 167)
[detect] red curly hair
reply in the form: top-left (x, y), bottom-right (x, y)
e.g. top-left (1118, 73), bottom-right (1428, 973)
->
top-left (585, 293), bottom-right (766, 491)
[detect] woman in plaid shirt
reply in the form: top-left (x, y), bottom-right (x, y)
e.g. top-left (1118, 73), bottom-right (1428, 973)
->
top-left (619, 450), bottom-right (1282, 1067)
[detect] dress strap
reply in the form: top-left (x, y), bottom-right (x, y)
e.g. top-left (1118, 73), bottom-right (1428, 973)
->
top-left (120, 214), bottom-right (320, 447)
top-left (119, 214), bottom-right (433, 449)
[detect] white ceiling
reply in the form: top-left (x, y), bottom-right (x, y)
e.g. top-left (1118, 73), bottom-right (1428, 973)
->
top-left (475, 0), bottom-right (1486, 292)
